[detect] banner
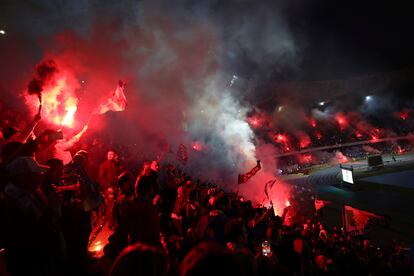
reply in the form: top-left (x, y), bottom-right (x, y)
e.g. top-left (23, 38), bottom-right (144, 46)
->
top-left (344, 205), bottom-right (388, 235)
top-left (314, 198), bottom-right (332, 211)
top-left (176, 144), bottom-right (188, 164)
top-left (238, 160), bottom-right (261, 184)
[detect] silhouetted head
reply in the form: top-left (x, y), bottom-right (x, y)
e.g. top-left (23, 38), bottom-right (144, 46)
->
top-left (110, 243), bottom-right (167, 276)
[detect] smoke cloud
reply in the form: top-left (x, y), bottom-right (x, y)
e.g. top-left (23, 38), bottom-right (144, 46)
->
top-left (2, 0), bottom-right (414, 206)
top-left (0, 0), bottom-right (300, 191)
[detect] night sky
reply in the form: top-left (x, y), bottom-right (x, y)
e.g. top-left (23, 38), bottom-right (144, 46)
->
top-left (1, 0), bottom-right (414, 82)
top-left (289, 0), bottom-right (414, 80)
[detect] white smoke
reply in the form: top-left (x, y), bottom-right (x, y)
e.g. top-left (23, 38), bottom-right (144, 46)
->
top-left (185, 73), bottom-right (256, 182)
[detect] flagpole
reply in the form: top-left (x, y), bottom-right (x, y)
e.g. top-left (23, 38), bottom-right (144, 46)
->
top-left (341, 203), bottom-right (346, 234)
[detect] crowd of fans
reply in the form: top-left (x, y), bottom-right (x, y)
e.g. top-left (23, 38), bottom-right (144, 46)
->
top-left (0, 117), bottom-right (413, 276)
top-left (277, 141), bottom-right (414, 175)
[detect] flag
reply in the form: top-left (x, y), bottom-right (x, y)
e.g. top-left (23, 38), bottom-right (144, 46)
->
top-left (264, 179), bottom-right (277, 201)
top-left (344, 205), bottom-right (387, 235)
top-left (238, 160), bottom-right (261, 184)
top-left (314, 198), bottom-right (332, 211)
top-left (94, 80), bottom-right (127, 114)
top-left (176, 144), bottom-right (188, 164)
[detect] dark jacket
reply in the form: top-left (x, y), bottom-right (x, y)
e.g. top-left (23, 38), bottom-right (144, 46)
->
top-left (125, 196), bottom-right (161, 246)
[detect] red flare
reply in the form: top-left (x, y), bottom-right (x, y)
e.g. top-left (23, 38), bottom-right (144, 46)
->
top-left (275, 133), bottom-right (287, 143)
top-left (247, 116), bottom-right (260, 127)
top-left (370, 128), bottom-right (381, 141)
top-left (310, 118), bottom-right (317, 128)
top-left (192, 141), bottom-right (203, 152)
top-left (298, 133), bottom-right (311, 148)
top-left (26, 71), bottom-right (80, 128)
top-left (399, 111), bottom-right (408, 120)
top-left (298, 154), bottom-right (312, 164)
top-left (61, 98), bottom-right (78, 127)
top-left (335, 114), bottom-right (348, 131)
top-left (315, 131), bottom-right (322, 140)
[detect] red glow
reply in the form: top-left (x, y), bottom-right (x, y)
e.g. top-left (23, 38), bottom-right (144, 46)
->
top-left (399, 112), bottom-right (409, 120)
top-left (335, 114), bottom-right (348, 131)
top-left (275, 133), bottom-right (287, 143)
top-left (273, 133), bottom-right (291, 152)
top-left (61, 98), bottom-right (78, 127)
top-left (272, 198), bottom-right (291, 217)
top-left (355, 131), bottom-right (363, 138)
top-left (192, 141), bottom-right (203, 151)
top-left (298, 133), bottom-right (311, 148)
top-left (370, 128), bottom-right (381, 141)
top-left (26, 72), bottom-right (80, 128)
top-left (397, 146), bottom-right (404, 154)
top-left (315, 131), bottom-right (322, 140)
top-left (298, 154), bottom-right (312, 164)
top-left (310, 118), bottom-right (317, 128)
top-left (247, 116), bottom-right (262, 128)
top-left (335, 151), bottom-right (348, 163)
